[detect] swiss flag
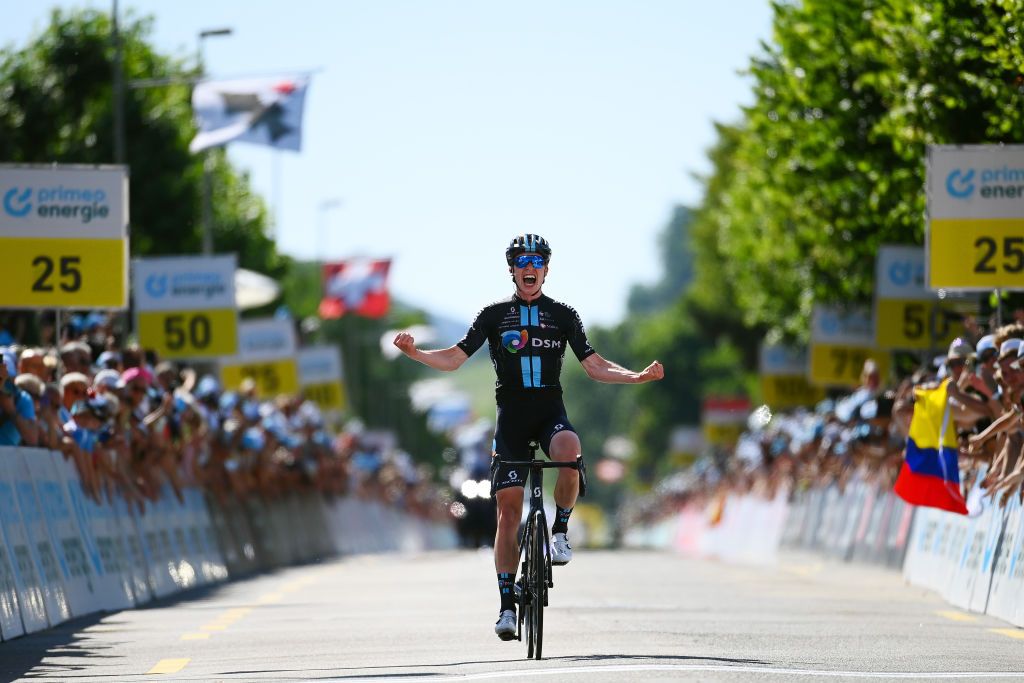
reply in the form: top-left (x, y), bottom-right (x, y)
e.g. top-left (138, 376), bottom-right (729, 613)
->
top-left (319, 258), bottom-right (391, 319)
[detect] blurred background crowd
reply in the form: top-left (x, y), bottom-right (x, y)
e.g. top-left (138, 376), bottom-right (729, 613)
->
top-left (0, 311), bottom-right (449, 523)
top-left (623, 316), bottom-right (1024, 530)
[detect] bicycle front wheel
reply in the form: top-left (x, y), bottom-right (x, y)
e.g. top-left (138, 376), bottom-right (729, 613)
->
top-left (530, 510), bottom-right (545, 659)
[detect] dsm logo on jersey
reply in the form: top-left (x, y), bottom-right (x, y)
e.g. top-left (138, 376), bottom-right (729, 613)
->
top-left (501, 330), bottom-right (528, 353)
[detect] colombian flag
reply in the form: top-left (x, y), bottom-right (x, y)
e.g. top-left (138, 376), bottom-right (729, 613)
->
top-left (893, 379), bottom-right (968, 515)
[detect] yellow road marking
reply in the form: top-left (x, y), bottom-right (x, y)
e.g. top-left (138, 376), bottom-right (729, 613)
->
top-left (199, 623), bottom-right (228, 631)
top-left (780, 562), bottom-right (823, 578)
top-left (147, 658), bottom-right (190, 674)
top-left (936, 610), bottom-right (978, 622)
top-left (257, 591), bottom-right (284, 604)
top-left (991, 628), bottom-right (1024, 640)
top-left (218, 607), bottom-right (252, 621)
top-left (180, 633), bottom-right (211, 641)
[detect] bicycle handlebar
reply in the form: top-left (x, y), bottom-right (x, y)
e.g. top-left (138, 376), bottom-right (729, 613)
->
top-left (498, 459), bottom-right (581, 468)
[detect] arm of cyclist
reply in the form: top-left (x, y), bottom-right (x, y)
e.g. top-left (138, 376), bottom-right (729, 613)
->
top-left (580, 353), bottom-right (664, 384)
top-left (393, 332), bottom-right (469, 372)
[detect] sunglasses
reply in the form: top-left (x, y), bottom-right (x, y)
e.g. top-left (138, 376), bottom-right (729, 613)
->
top-left (948, 357), bottom-right (966, 367)
top-left (514, 255), bottom-right (546, 269)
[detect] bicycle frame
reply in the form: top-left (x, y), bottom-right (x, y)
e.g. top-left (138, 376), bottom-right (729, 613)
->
top-left (502, 446), bottom-right (586, 659)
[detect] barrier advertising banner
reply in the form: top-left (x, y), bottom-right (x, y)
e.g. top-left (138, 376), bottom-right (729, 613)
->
top-left (0, 164), bottom-right (128, 309)
top-left (0, 453), bottom-right (48, 633)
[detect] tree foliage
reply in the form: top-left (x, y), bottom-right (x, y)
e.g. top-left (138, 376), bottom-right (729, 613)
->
top-left (567, 0), bottom-right (1024, 490)
top-left (0, 9), bottom-right (287, 277)
top-left (691, 0), bottom-right (1024, 340)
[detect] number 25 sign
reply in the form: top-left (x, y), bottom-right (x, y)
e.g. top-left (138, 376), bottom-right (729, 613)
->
top-left (0, 165), bottom-right (128, 309)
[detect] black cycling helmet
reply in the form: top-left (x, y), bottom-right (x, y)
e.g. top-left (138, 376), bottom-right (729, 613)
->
top-left (505, 234), bottom-right (552, 266)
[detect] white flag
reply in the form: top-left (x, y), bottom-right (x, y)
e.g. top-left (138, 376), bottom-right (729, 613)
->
top-left (190, 75), bottom-right (309, 153)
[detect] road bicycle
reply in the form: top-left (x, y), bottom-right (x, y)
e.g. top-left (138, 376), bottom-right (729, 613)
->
top-left (502, 442), bottom-right (586, 659)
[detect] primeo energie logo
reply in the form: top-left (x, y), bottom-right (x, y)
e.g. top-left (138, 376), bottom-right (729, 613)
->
top-left (2, 184), bottom-right (111, 222)
top-left (945, 166), bottom-right (1024, 200)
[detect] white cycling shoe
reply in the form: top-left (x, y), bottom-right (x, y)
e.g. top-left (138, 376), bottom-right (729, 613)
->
top-left (551, 532), bottom-right (573, 566)
top-left (494, 609), bottom-right (516, 641)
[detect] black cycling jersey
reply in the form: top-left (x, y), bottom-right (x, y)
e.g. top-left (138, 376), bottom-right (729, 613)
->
top-left (457, 293), bottom-right (595, 400)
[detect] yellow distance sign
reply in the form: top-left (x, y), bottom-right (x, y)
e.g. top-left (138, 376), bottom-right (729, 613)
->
top-left (0, 237), bottom-right (125, 308)
top-left (875, 298), bottom-right (973, 350)
top-left (809, 343), bottom-right (890, 387)
top-left (302, 381), bottom-right (346, 411)
top-left (703, 422), bottom-right (744, 447)
top-left (930, 218), bottom-right (1024, 288)
top-left (137, 309), bottom-right (238, 358)
top-left (221, 359), bottom-right (299, 398)
top-left (761, 374), bottom-right (826, 409)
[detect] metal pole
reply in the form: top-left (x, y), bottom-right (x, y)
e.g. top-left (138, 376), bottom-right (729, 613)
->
top-left (272, 151), bottom-right (282, 241)
top-left (202, 153), bottom-right (214, 254)
top-left (196, 28), bottom-right (233, 255)
top-left (111, 0), bottom-right (125, 164)
top-left (54, 310), bottom-right (62, 382)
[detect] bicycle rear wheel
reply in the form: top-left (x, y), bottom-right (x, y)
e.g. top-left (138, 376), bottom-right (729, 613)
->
top-left (530, 510), bottom-right (545, 659)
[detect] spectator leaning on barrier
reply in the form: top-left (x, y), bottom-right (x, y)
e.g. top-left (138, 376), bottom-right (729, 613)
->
top-left (14, 373), bottom-right (53, 449)
top-left (0, 350), bottom-right (38, 447)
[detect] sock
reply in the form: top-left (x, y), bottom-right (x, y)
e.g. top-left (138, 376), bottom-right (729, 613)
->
top-left (552, 505), bottom-right (573, 535)
top-left (497, 572), bottom-right (516, 612)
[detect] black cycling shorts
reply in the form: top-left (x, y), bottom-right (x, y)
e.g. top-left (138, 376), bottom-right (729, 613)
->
top-left (490, 393), bottom-right (578, 495)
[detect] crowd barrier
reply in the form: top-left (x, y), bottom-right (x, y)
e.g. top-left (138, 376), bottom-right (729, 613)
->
top-left (624, 473), bottom-right (1024, 627)
top-left (0, 447), bottom-right (457, 642)
top-left (622, 478), bottom-right (915, 570)
top-left (622, 490), bottom-right (790, 564)
top-left (902, 464), bottom-right (1024, 627)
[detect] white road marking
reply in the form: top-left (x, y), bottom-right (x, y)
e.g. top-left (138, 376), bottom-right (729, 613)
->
top-left (322, 664), bottom-right (1024, 681)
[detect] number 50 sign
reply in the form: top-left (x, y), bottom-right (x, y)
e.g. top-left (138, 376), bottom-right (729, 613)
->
top-left (133, 255), bottom-right (239, 359)
top-left (0, 164), bottom-right (128, 309)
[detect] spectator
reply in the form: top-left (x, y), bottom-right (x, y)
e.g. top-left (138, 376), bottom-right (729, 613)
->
top-left (60, 341), bottom-right (92, 377)
top-left (18, 348), bottom-right (49, 381)
top-left (0, 353), bottom-right (38, 447)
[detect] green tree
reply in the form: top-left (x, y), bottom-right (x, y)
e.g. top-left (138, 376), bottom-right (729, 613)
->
top-left (693, 0), bottom-right (1024, 340)
top-left (0, 8), bottom-right (287, 276)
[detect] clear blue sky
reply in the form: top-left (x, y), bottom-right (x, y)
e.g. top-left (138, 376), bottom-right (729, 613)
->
top-left (4, 1), bottom-right (772, 328)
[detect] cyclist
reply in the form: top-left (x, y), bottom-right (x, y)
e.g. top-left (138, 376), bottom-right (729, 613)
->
top-left (393, 233), bottom-right (664, 641)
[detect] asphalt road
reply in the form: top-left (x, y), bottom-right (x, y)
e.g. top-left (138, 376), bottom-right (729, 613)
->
top-left (2, 548), bottom-right (1024, 682)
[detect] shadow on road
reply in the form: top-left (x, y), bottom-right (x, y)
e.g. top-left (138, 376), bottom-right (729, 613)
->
top-left (214, 654), bottom-right (771, 680)
top-left (0, 578), bottom-right (248, 681)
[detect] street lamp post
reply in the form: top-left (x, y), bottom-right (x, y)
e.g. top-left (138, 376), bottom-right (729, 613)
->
top-left (197, 27), bottom-right (233, 255)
